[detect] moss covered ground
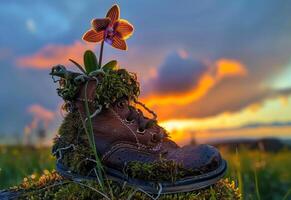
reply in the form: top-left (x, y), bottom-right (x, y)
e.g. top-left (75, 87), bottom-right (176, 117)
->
top-left (1, 146), bottom-right (291, 199)
top-left (4, 170), bottom-right (240, 200)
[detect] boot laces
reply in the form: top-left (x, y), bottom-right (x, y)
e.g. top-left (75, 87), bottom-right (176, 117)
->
top-left (124, 100), bottom-right (157, 132)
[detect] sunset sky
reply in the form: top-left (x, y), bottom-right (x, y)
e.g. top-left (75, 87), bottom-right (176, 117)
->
top-left (1, 0), bottom-right (291, 144)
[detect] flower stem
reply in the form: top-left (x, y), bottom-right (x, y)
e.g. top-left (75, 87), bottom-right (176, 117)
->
top-left (99, 41), bottom-right (104, 67)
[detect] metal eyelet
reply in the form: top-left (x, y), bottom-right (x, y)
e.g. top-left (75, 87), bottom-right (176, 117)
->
top-left (125, 118), bottom-right (134, 124)
top-left (137, 128), bottom-right (145, 134)
top-left (117, 101), bottom-right (125, 108)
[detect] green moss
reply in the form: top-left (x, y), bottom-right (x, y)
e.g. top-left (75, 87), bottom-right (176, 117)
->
top-left (57, 77), bottom-right (80, 101)
top-left (13, 171), bottom-right (241, 200)
top-left (95, 68), bottom-right (140, 105)
top-left (52, 112), bottom-right (95, 176)
top-left (55, 67), bottom-right (140, 107)
top-left (124, 160), bottom-right (201, 183)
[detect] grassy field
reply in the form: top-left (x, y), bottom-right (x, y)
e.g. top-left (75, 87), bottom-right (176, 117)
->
top-left (0, 145), bottom-right (290, 200)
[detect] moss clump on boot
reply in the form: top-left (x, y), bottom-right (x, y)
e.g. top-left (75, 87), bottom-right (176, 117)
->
top-left (124, 160), bottom-right (201, 183)
top-left (52, 112), bottom-right (95, 176)
top-left (54, 66), bottom-right (140, 107)
top-left (95, 68), bottom-right (140, 105)
top-left (9, 170), bottom-right (240, 200)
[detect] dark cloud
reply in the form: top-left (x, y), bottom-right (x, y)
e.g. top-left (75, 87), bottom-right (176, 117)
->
top-left (144, 53), bottom-right (207, 95)
top-left (209, 121), bottom-right (291, 132)
top-left (241, 121), bottom-right (291, 129)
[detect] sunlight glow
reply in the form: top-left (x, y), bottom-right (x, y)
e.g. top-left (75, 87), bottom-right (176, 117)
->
top-left (160, 96), bottom-right (291, 144)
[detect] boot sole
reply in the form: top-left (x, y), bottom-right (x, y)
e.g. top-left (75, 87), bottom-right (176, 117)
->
top-left (56, 160), bottom-right (227, 194)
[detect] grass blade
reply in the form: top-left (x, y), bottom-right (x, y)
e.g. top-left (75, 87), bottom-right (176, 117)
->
top-left (82, 81), bottom-right (104, 189)
top-left (282, 188), bottom-right (291, 200)
top-left (254, 169), bottom-right (261, 200)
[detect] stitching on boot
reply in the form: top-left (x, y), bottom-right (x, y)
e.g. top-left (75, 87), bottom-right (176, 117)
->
top-left (102, 143), bottom-right (145, 161)
top-left (102, 142), bottom-right (158, 161)
top-left (109, 108), bottom-right (141, 147)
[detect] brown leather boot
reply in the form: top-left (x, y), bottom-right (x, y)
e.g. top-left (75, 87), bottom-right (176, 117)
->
top-left (55, 76), bottom-right (227, 194)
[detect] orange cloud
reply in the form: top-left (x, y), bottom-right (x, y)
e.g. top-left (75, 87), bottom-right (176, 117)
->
top-left (24, 104), bottom-right (56, 144)
top-left (143, 58), bottom-right (247, 107)
top-left (27, 104), bottom-right (55, 129)
top-left (247, 103), bottom-right (263, 112)
top-left (16, 41), bottom-right (95, 69)
top-left (27, 104), bottom-right (55, 126)
top-left (215, 58), bottom-right (247, 78)
top-left (280, 96), bottom-right (289, 106)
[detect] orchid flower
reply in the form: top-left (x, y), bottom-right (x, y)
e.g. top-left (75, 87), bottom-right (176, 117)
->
top-left (83, 5), bottom-right (134, 51)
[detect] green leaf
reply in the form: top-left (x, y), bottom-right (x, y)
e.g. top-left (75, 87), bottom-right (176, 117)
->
top-left (102, 60), bottom-right (118, 72)
top-left (69, 59), bottom-right (86, 73)
top-left (83, 50), bottom-right (98, 73)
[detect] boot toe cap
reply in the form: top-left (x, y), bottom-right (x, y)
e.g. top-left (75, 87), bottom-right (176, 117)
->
top-left (167, 144), bottom-right (222, 172)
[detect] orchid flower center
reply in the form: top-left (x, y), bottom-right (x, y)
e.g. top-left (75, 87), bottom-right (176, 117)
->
top-left (104, 26), bottom-right (115, 45)
top-left (105, 27), bottom-right (115, 38)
